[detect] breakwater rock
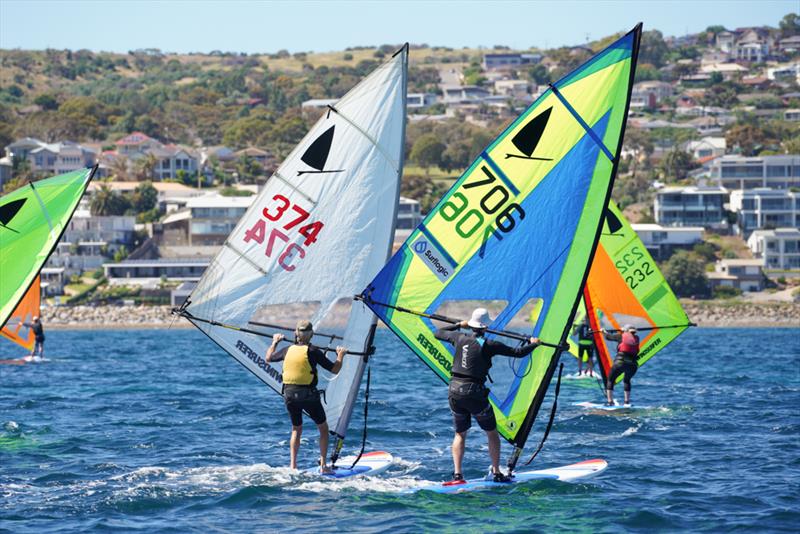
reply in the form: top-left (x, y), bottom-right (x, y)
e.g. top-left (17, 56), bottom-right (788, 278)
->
top-left (40, 301), bottom-right (800, 329)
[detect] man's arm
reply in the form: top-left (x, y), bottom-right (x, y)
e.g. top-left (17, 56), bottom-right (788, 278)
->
top-left (434, 320), bottom-right (467, 344)
top-left (602, 330), bottom-right (621, 341)
top-left (265, 333), bottom-right (285, 362)
top-left (314, 347), bottom-right (345, 375)
top-left (490, 337), bottom-right (541, 358)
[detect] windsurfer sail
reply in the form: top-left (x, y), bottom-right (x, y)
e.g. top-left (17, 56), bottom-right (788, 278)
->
top-left (584, 200), bottom-right (694, 385)
top-left (360, 25), bottom-right (642, 473)
top-left (176, 45), bottom-right (408, 464)
top-left (1, 276), bottom-right (40, 353)
top-left (0, 167), bottom-right (95, 329)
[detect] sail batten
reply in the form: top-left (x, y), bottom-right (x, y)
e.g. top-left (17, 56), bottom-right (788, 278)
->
top-left (362, 25), bottom-right (642, 455)
top-left (182, 47), bottom-right (408, 443)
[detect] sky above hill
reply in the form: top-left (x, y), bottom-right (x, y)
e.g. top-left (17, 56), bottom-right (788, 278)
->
top-left (0, 0), bottom-right (796, 54)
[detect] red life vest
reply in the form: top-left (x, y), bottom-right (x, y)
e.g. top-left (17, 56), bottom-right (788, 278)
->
top-left (617, 332), bottom-right (639, 356)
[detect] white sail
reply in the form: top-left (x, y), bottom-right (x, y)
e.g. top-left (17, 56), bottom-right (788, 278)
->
top-left (183, 46), bottom-right (407, 440)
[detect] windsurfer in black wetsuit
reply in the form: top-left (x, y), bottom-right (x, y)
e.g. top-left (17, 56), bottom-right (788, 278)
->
top-left (573, 317), bottom-right (596, 376)
top-left (23, 316), bottom-right (45, 360)
top-left (435, 308), bottom-right (540, 483)
top-left (602, 324), bottom-right (640, 406)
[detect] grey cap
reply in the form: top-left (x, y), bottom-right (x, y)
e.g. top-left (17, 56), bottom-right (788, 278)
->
top-left (295, 320), bottom-right (313, 332)
top-left (622, 324), bottom-right (637, 332)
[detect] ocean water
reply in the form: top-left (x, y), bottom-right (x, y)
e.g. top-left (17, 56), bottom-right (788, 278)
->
top-left (1, 327), bottom-right (798, 533)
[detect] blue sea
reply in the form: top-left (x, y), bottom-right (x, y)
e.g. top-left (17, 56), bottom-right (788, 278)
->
top-left (1, 327), bottom-right (798, 532)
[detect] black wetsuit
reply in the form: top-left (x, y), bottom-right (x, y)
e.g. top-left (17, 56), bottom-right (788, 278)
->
top-left (435, 324), bottom-right (539, 433)
top-left (576, 323), bottom-right (594, 365)
top-left (604, 332), bottom-right (640, 392)
top-left (270, 345), bottom-right (334, 426)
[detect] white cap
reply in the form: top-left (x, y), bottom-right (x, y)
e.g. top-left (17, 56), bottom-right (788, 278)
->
top-left (622, 324), bottom-right (636, 332)
top-left (467, 308), bottom-right (491, 329)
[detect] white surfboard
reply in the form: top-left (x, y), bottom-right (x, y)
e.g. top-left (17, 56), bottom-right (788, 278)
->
top-left (409, 459), bottom-right (607, 494)
top-left (574, 401), bottom-right (650, 411)
top-left (306, 451), bottom-right (393, 479)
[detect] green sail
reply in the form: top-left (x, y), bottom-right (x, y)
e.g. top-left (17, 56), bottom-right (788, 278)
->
top-left (362, 25), bottom-right (642, 458)
top-left (0, 167), bottom-right (95, 327)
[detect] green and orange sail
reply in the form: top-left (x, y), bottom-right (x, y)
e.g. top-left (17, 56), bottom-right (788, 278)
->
top-left (0, 167), bottom-right (95, 337)
top-left (361, 25), bottom-right (642, 468)
top-left (584, 200), bottom-right (693, 383)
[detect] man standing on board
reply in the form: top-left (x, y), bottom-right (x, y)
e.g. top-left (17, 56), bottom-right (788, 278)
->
top-left (23, 315), bottom-right (45, 360)
top-left (602, 324), bottom-right (640, 406)
top-left (266, 320), bottom-right (346, 473)
top-left (573, 317), bottom-right (596, 376)
top-left (435, 308), bottom-right (540, 484)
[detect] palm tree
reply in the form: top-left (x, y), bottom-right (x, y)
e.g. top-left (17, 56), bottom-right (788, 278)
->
top-left (133, 154), bottom-right (158, 182)
top-left (90, 184), bottom-right (115, 215)
top-left (109, 156), bottom-right (130, 181)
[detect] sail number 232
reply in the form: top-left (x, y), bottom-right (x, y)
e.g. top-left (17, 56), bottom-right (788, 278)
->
top-left (242, 194), bottom-right (324, 272)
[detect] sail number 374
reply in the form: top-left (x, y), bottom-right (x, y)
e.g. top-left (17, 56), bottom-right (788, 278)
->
top-left (242, 194), bottom-right (324, 272)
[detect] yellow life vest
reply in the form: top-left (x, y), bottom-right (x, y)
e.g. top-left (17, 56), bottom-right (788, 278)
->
top-left (282, 345), bottom-right (314, 386)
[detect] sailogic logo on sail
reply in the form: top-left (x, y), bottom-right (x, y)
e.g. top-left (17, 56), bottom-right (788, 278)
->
top-left (411, 235), bottom-right (454, 283)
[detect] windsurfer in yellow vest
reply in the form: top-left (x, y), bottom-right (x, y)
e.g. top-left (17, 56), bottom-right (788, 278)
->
top-left (573, 317), bottom-right (596, 376)
top-left (265, 320), bottom-right (346, 473)
top-left (602, 324), bottom-right (640, 406)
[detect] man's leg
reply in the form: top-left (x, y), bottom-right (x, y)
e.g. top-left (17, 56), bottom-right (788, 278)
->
top-left (578, 346), bottom-right (584, 374)
top-left (486, 429), bottom-right (501, 474)
top-left (289, 424), bottom-right (302, 470)
top-left (317, 421), bottom-right (330, 471)
top-left (452, 431), bottom-right (466, 476)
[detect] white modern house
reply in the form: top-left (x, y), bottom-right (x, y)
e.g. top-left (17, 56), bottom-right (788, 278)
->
top-left (631, 223), bottom-right (704, 260)
top-left (707, 258), bottom-right (765, 292)
top-left (407, 93), bottom-right (438, 110)
top-left (682, 137), bottom-right (726, 160)
top-left (710, 155), bottom-right (800, 190)
top-left (747, 228), bottom-right (800, 270)
top-left (396, 196), bottom-right (422, 230)
top-left (653, 186), bottom-right (729, 230)
top-left (729, 188), bottom-right (800, 236)
top-left (4, 138), bottom-right (97, 175)
top-left (161, 193), bottom-right (254, 246)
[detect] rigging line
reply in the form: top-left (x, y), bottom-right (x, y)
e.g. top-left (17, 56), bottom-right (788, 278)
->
top-left (222, 241), bottom-right (269, 276)
top-left (523, 361), bottom-right (564, 466)
top-left (28, 181), bottom-right (54, 231)
top-left (173, 309), bottom-right (371, 356)
top-left (348, 365), bottom-right (371, 469)
top-left (355, 294), bottom-right (568, 350)
top-left (248, 320), bottom-right (343, 341)
top-left (272, 171), bottom-right (317, 204)
top-left (326, 105), bottom-right (400, 172)
top-left (548, 83), bottom-right (615, 162)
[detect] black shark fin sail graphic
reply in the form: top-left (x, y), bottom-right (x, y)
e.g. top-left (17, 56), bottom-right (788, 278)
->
top-left (0, 198), bottom-right (26, 226)
top-left (301, 125), bottom-right (335, 171)
top-left (508, 107), bottom-right (552, 161)
top-left (605, 207), bottom-right (623, 234)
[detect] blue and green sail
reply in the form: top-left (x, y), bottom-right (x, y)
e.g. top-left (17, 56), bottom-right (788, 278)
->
top-left (361, 25), bottom-right (642, 454)
top-left (0, 167), bottom-right (95, 328)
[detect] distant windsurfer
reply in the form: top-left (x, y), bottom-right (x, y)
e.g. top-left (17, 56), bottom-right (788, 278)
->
top-left (435, 308), bottom-right (540, 483)
top-left (23, 316), bottom-right (45, 360)
top-left (573, 317), bottom-right (596, 376)
top-left (265, 320), bottom-right (346, 473)
top-left (602, 324), bottom-right (640, 405)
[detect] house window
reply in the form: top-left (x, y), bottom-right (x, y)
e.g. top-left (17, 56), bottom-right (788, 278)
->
top-left (162, 159), bottom-right (171, 169)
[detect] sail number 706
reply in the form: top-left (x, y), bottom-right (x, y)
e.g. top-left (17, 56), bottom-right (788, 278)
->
top-left (439, 165), bottom-right (524, 254)
top-left (242, 194), bottom-right (324, 272)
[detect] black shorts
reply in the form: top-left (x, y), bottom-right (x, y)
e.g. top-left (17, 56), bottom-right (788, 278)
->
top-left (448, 381), bottom-right (496, 433)
top-left (606, 357), bottom-right (638, 392)
top-left (283, 385), bottom-right (326, 427)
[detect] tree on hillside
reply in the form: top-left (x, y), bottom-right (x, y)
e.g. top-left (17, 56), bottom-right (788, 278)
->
top-left (401, 174), bottom-right (449, 214)
top-left (663, 250), bottom-right (709, 298)
top-left (639, 30), bottom-right (668, 68)
top-left (410, 134), bottom-right (445, 176)
top-left (726, 124), bottom-right (766, 157)
top-left (659, 149), bottom-right (696, 182)
top-left (779, 13), bottom-right (799, 37)
top-left (131, 181), bottom-right (158, 213)
top-left (133, 154), bottom-right (158, 181)
top-left (90, 185), bottom-right (132, 216)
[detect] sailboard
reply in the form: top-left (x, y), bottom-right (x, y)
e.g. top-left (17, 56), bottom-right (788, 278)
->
top-left (360, 25), bottom-right (643, 474)
top-left (409, 458), bottom-right (608, 494)
top-left (176, 45), bottom-right (408, 473)
top-left (583, 200), bottom-right (693, 388)
top-left (1, 167), bottom-right (95, 329)
top-left (1, 276), bottom-right (40, 354)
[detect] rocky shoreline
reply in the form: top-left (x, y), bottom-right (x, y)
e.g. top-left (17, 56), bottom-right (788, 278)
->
top-left (40, 302), bottom-right (800, 329)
